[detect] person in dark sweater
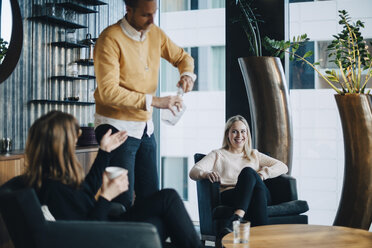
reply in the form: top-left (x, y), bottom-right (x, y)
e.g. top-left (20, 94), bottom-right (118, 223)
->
top-left (19, 111), bottom-right (202, 248)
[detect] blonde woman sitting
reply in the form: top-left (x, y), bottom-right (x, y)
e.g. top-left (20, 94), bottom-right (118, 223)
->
top-left (189, 115), bottom-right (288, 235)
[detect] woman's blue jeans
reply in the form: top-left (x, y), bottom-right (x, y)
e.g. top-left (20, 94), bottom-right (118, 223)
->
top-left (95, 124), bottom-right (159, 209)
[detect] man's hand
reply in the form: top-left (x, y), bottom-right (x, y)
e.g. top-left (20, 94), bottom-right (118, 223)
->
top-left (152, 95), bottom-right (183, 115)
top-left (177, 75), bottom-right (194, 93)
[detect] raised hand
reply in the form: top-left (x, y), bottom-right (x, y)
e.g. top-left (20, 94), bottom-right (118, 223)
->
top-left (99, 129), bottom-right (128, 153)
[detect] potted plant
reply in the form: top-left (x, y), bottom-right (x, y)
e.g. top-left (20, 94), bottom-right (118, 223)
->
top-left (233, 0), bottom-right (263, 56)
top-left (0, 38), bottom-right (8, 63)
top-left (266, 10), bottom-right (372, 230)
top-left (234, 0), bottom-right (294, 173)
top-left (265, 10), bottom-right (372, 95)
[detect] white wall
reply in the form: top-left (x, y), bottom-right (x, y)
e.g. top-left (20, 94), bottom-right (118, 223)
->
top-left (159, 8), bottom-right (226, 221)
top-left (290, 0), bottom-right (372, 40)
top-left (160, 8), bottom-right (225, 47)
top-left (290, 89), bottom-right (345, 225)
top-left (160, 91), bottom-right (225, 221)
top-left (289, 0), bottom-right (372, 230)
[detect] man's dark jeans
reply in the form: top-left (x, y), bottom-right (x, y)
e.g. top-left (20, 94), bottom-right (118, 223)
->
top-left (95, 124), bottom-right (159, 209)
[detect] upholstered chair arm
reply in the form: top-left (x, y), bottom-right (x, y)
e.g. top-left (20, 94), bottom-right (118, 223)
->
top-left (264, 174), bottom-right (298, 205)
top-left (45, 221), bottom-right (161, 248)
top-left (196, 179), bottom-right (220, 236)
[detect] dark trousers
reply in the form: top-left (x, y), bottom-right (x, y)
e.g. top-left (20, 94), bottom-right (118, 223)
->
top-left (95, 124), bottom-right (159, 209)
top-left (220, 167), bottom-right (272, 226)
top-left (120, 188), bottom-right (202, 248)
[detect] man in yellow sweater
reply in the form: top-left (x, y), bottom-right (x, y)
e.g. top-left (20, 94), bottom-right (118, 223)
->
top-left (93, 0), bottom-right (196, 209)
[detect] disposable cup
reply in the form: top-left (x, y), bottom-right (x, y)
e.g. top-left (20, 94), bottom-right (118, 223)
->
top-left (105, 166), bottom-right (126, 179)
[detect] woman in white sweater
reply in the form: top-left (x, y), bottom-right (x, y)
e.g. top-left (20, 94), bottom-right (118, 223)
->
top-left (189, 115), bottom-right (288, 234)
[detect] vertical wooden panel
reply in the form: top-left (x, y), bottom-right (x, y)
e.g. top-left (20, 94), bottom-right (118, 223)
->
top-left (0, 157), bottom-right (25, 185)
top-left (76, 148), bottom-right (98, 175)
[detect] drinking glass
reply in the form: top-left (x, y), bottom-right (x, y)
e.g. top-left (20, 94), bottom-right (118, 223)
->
top-left (233, 220), bottom-right (250, 244)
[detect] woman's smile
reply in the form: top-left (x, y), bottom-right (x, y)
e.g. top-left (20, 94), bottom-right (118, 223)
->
top-left (228, 120), bottom-right (247, 153)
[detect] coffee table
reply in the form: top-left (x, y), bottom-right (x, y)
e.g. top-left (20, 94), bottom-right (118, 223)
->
top-left (221, 224), bottom-right (372, 248)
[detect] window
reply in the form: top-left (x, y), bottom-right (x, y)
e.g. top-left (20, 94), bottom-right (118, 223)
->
top-left (0, 0), bottom-right (12, 43)
top-left (287, 0), bottom-right (372, 227)
top-left (160, 0), bottom-right (225, 12)
top-left (158, 0), bottom-right (226, 221)
top-left (161, 46), bottom-right (225, 92)
top-left (289, 41), bottom-right (315, 89)
top-left (161, 157), bottom-right (188, 200)
top-left (160, 0), bottom-right (189, 12)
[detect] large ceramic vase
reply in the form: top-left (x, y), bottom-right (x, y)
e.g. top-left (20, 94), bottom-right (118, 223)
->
top-left (238, 57), bottom-right (293, 173)
top-left (333, 94), bottom-right (372, 230)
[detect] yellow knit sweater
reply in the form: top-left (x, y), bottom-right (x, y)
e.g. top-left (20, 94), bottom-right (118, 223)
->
top-left (93, 22), bottom-right (194, 121)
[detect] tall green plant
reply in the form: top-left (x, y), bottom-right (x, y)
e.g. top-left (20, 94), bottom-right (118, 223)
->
top-left (0, 38), bottom-right (8, 62)
top-left (265, 10), bottom-right (372, 95)
top-left (234, 0), bottom-right (263, 56)
top-left (327, 10), bottom-right (372, 94)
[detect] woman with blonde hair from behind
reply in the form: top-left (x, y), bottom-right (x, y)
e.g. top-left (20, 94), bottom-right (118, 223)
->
top-left (189, 115), bottom-right (288, 236)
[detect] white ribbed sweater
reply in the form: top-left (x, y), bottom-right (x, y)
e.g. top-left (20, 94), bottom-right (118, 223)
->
top-left (189, 148), bottom-right (288, 187)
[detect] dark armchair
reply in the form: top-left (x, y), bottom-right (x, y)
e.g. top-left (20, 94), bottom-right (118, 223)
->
top-left (0, 181), bottom-right (162, 248)
top-left (194, 153), bottom-right (309, 243)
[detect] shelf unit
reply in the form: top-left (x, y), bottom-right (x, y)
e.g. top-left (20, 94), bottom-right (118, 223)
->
top-left (29, 100), bottom-right (95, 105)
top-left (51, 41), bottom-right (88, 48)
top-left (31, 15), bottom-right (87, 29)
top-left (76, 59), bottom-right (94, 66)
top-left (51, 75), bottom-right (96, 81)
top-left (78, 0), bottom-right (108, 6)
top-left (30, 0), bottom-right (104, 106)
top-left (58, 2), bottom-right (98, 14)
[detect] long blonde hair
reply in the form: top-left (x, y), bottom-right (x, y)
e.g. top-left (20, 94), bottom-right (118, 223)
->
top-left (24, 111), bottom-right (84, 189)
top-left (222, 115), bottom-right (255, 161)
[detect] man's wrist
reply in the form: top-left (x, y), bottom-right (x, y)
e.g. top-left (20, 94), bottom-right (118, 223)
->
top-left (180, 72), bottom-right (197, 82)
top-left (151, 96), bottom-right (159, 108)
top-left (145, 94), bottom-right (153, 111)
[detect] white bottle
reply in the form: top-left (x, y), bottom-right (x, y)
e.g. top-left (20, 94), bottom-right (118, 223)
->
top-left (161, 87), bottom-right (186, 126)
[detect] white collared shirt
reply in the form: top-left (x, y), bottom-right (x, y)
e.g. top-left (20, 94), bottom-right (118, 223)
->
top-left (95, 113), bottom-right (153, 139)
top-left (95, 17), bottom-right (196, 139)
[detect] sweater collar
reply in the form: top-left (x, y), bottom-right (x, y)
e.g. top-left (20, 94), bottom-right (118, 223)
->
top-left (221, 148), bottom-right (245, 157)
top-left (120, 16), bottom-right (150, 42)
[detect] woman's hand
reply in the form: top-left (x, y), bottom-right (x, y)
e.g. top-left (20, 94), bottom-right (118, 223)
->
top-left (100, 171), bottom-right (129, 201)
top-left (204, 171), bottom-right (220, 183)
top-left (100, 129), bottom-right (128, 153)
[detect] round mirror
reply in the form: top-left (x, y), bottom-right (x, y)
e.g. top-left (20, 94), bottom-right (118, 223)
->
top-left (0, 0), bottom-right (23, 84)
